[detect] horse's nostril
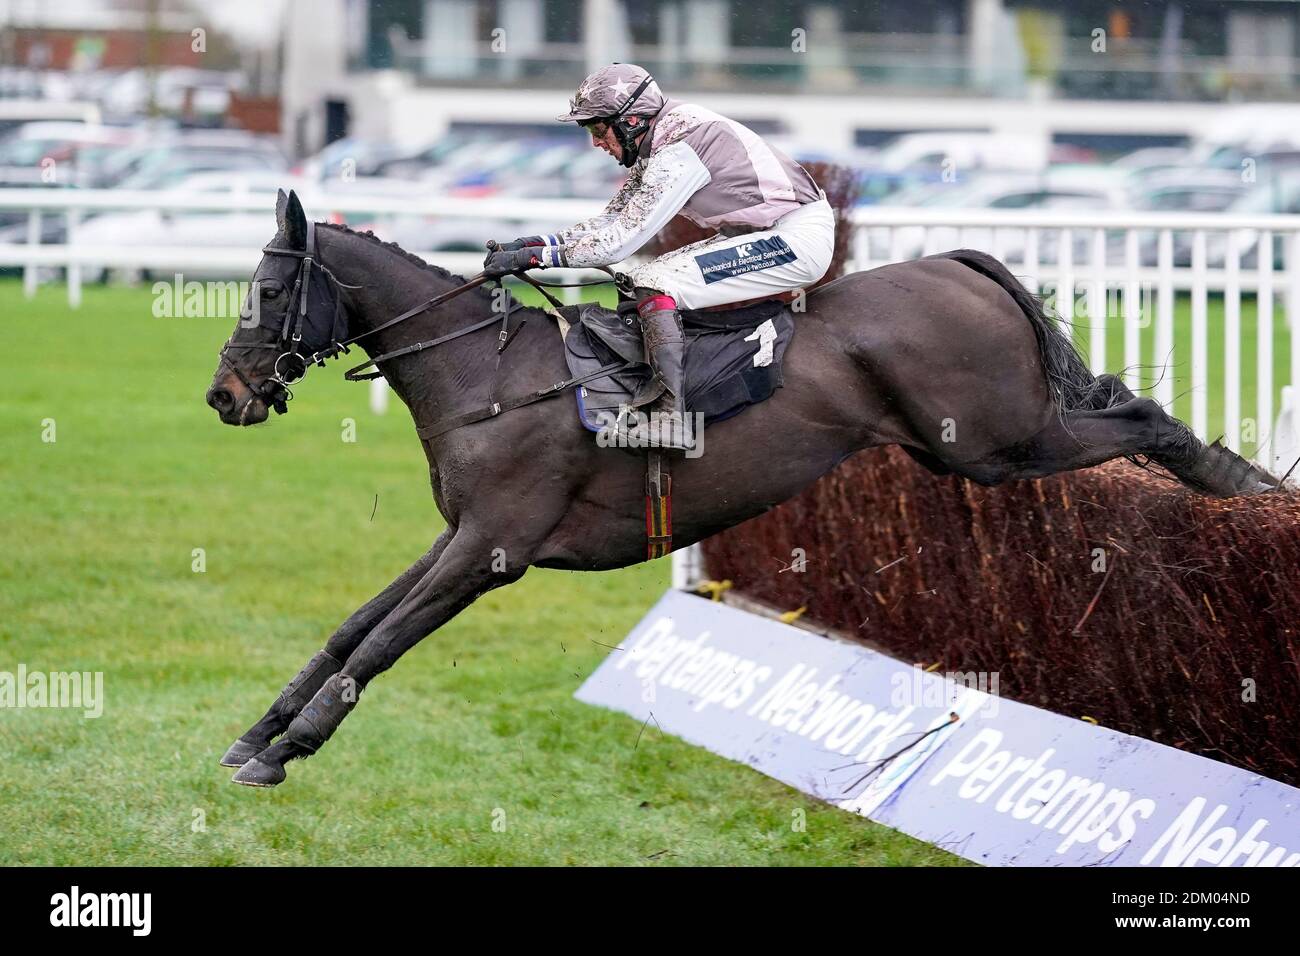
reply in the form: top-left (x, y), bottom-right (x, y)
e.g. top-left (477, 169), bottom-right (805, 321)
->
top-left (208, 387), bottom-right (234, 413)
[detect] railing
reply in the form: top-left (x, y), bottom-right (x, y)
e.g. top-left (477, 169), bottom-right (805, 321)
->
top-left (857, 208), bottom-right (1300, 469)
top-left (3, 188), bottom-right (1299, 467)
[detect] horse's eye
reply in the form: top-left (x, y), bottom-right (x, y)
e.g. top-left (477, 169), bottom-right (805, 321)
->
top-left (260, 284), bottom-right (280, 299)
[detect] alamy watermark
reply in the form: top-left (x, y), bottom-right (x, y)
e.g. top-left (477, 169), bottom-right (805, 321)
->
top-left (0, 665), bottom-right (104, 718)
top-left (890, 663), bottom-right (1000, 718)
top-left (1041, 280), bottom-right (1156, 325)
top-left (596, 408), bottom-right (707, 458)
top-left (50, 886), bottom-right (150, 935)
top-left (152, 274), bottom-right (261, 326)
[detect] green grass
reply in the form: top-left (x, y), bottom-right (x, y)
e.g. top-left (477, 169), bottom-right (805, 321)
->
top-left (0, 278), bottom-right (962, 866)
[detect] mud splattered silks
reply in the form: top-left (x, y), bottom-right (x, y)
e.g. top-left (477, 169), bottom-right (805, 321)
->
top-left (543, 98), bottom-right (833, 309)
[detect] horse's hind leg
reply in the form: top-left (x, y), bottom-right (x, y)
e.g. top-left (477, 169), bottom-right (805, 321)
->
top-left (985, 389), bottom-right (1277, 496)
top-left (1143, 414), bottom-right (1279, 497)
top-left (232, 527), bottom-right (526, 787)
top-left (1060, 379), bottom-right (1278, 495)
top-left (219, 530), bottom-right (452, 768)
top-left (949, 399), bottom-right (1150, 484)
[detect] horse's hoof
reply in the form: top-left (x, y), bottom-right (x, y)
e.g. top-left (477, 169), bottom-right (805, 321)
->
top-left (219, 739), bottom-right (262, 768)
top-left (231, 757), bottom-right (286, 788)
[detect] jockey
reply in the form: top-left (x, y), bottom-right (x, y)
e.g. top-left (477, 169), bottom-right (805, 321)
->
top-left (483, 62), bottom-right (835, 451)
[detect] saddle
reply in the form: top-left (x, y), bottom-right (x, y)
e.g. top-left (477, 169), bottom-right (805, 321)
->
top-left (551, 295), bottom-right (795, 562)
top-left (557, 298), bottom-right (795, 437)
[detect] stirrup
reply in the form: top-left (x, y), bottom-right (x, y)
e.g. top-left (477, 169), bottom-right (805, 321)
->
top-left (608, 405), bottom-right (696, 452)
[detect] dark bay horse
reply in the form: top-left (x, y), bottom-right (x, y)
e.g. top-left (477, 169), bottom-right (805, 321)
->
top-left (206, 190), bottom-right (1279, 787)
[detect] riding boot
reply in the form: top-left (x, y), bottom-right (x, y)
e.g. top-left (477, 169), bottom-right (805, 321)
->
top-left (619, 290), bottom-right (695, 452)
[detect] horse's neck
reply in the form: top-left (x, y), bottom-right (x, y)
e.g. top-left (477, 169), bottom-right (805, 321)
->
top-left (325, 233), bottom-right (501, 422)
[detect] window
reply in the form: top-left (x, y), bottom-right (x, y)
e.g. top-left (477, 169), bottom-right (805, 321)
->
top-left (1041, 191), bottom-right (1110, 211)
top-left (988, 192), bottom-right (1040, 209)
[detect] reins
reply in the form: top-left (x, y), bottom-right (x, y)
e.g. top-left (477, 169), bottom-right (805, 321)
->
top-left (220, 223), bottom-right (623, 439)
top-left (335, 274), bottom-right (497, 381)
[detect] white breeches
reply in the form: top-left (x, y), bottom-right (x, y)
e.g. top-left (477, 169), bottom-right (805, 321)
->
top-left (626, 197), bottom-right (836, 310)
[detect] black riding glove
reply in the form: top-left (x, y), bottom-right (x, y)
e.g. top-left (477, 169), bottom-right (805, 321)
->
top-left (483, 247), bottom-right (544, 277)
top-left (495, 235), bottom-right (547, 251)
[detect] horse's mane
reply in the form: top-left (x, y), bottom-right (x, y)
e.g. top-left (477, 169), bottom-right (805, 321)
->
top-left (317, 221), bottom-right (516, 311)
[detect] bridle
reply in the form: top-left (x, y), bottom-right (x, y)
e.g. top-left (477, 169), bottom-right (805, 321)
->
top-left (218, 220), bottom-right (495, 414)
top-left (217, 222), bottom-right (625, 438)
top-left (217, 220), bottom-right (359, 418)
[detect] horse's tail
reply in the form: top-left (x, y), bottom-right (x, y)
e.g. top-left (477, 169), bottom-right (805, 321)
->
top-left (934, 249), bottom-right (1122, 413)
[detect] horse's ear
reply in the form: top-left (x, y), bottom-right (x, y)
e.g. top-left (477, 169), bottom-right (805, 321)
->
top-left (274, 188), bottom-right (288, 232)
top-left (283, 189), bottom-right (308, 250)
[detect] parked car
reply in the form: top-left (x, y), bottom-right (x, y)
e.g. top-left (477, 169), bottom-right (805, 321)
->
top-left (1130, 168), bottom-right (1248, 213)
top-left (93, 129), bottom-right (287, 188)
top-left (297, 137), bottom-right (405, 183)
top-left (1112, 146), bottom-right (1194, 182)
top-left (363, 209), bottom-right (557, 254)
top-left (66, 171), bottom-right (312, 282)
top-left (0, 121), bottom-right (141, 188)
top-left (1170, 170), bottom-right (1300, 269)
top-left (868, 132), bottom-right (1050, 175)
top-left (368, 131), bottom-right (496, 181)
top-left (867, 171), bottom-right (1126, 263)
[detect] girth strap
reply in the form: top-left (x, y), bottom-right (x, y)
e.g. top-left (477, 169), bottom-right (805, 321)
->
top-left (645, 451), bottom-right (672, 559)
top-left (415, 361), bottom-right (627, 442)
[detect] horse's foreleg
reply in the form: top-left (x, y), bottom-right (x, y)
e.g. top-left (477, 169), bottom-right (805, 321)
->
top-left (219, 529), bottom-right (453, 768)
top-left (232, 528), bottom-right (524, 787)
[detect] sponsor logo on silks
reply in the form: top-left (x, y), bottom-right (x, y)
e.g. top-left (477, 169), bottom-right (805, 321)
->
top-left (694, 236), bottom-right (798, 284)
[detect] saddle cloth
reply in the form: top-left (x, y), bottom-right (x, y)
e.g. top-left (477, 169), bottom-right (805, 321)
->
top-left (558, 299), bottom-right (795, 435)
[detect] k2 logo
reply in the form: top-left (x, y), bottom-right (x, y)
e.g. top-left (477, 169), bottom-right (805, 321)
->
top-left (735, 243), bottom-right (755, 259)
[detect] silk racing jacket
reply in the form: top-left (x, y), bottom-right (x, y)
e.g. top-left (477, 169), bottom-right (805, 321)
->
top-left (536, 99), bottom-right (821, 269)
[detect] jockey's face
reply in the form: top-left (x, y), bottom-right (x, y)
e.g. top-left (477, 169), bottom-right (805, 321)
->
top-left (584, 120), bottom-right (622, 162)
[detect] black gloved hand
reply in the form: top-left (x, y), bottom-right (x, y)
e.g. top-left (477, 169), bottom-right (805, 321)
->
top-left (483, 247), bottom-right (544, 277)
top-left (483, 237), bottom-right (545, 267)
top-left (495, 235), bottom-right (547, 251)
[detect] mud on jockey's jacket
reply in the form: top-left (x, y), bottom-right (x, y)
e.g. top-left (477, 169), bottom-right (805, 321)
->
top-left (535, 99), bottom-right (822, 269)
